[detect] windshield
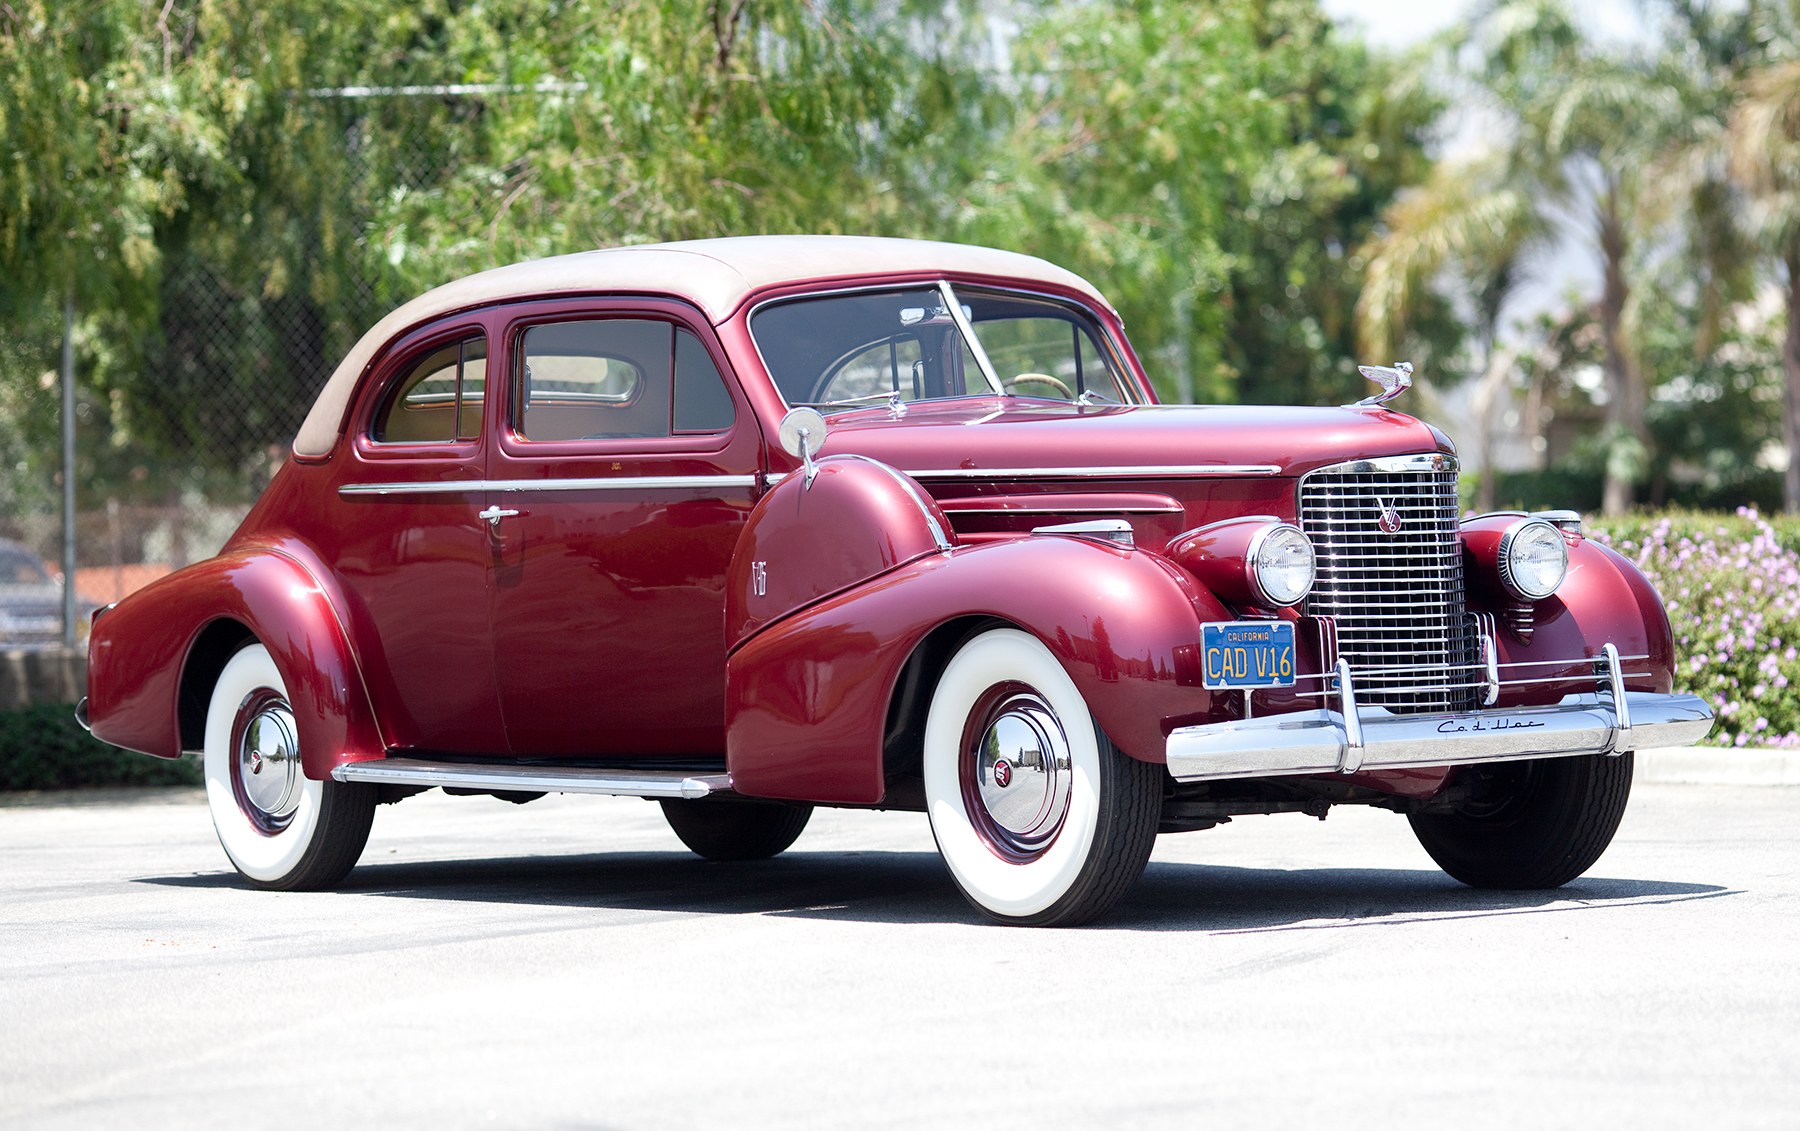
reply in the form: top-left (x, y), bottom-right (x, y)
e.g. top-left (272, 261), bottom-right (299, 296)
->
top-left (751, 284), bottom-right (1136, 411)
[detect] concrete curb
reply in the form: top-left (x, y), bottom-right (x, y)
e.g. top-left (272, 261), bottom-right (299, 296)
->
top-left (1636, 745), bottom-right (1800, 786)
top-left (0, 648), bottom-right (86, 712)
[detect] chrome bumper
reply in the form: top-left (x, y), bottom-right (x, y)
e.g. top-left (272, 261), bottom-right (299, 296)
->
top-left (1165, 650), bottom-right (1715, 784)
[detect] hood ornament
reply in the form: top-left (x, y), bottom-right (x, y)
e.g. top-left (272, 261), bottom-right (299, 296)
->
top-left (1353, 361), bottom-right (1412, 407)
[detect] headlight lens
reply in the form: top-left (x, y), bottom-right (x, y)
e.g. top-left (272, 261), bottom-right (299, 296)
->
top-left (1251, 524), bottom-right (1315, 607)
top-left (1499, 519), bottom-right (1568, 600)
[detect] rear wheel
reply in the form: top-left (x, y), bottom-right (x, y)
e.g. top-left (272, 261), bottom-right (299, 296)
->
top-left (923, 628), bottom-right (1161, 927)
top-left (203, 644), bottom-right (375, 890)
top-left (659, 799), bottom-right (813, 861)
top-left (1408, 753), bottom-right (1634, 888)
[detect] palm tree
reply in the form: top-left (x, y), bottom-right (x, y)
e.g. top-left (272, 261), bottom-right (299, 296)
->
top-left (1727, 52), bottom-right (1800, 511)
top-left (1356, 154), bottom-right (1543, 510)
top-left (1360, 0), bottom-right (1693, 515)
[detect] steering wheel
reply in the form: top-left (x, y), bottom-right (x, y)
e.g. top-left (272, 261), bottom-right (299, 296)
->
top-left (1003, 372), bottom-right (1076, 399)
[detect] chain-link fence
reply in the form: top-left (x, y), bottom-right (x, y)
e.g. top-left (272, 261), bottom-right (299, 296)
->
top-left (0, 90), bottom-right (505, 650)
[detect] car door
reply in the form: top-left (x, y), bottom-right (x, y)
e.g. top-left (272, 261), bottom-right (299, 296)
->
top-left (330, 316), bottom-right (510, 755)
top-left (485, 299), bottom-right (763, 757)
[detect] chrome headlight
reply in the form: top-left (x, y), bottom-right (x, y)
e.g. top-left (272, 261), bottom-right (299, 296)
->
top-left (1498, 519), bottom-right (1568, 600)
top-left (1249, 523), bottom-right (1315, 607)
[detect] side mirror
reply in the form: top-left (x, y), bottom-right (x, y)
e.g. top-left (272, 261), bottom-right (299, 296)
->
top-left (777, 407), bottom-right (828, 486)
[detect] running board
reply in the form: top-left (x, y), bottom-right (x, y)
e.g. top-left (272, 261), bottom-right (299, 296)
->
top-left (332, 759), bottom-right (733, 800)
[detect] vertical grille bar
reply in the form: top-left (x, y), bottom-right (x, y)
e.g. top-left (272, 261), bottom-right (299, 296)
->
top-left (1298, 454), bottom-right (1479, 714)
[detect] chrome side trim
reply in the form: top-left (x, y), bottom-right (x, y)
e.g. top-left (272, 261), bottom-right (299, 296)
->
top-left (1031, 518), bottom-right (1135, 548)
top-left (332, 759), bottom-right (732, 800)
top-left (339, 481), bottom-right (483, 497)
top-left (908, 464), bottom-right (1282, 481)
top-left (772, 465), bottom-right (1278, 485)
top-left (339, 475), bottom-right (760, 498)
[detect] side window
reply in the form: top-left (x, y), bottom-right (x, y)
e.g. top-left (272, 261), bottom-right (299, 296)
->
top-left (517, 319), bottom-right (735, 441)
top-left (674, 328), bottom-right (735, 432)
top-left (371, 335), bottom-right (487, 444)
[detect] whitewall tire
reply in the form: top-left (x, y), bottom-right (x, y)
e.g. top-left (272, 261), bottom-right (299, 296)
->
top-left (923, 628), bottom-right (1161, 926)
top-left (203, 644), bottom-right (375, 890)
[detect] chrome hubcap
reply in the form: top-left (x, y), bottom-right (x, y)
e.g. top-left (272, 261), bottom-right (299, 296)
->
top-left (971, 691), bottom-right (1072, 857)
top-left (233, 692), bottom-right (301, 833)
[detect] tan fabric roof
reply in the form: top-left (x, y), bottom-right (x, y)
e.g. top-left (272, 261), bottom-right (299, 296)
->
top-left (293, 235), bottom-right (1109, 458)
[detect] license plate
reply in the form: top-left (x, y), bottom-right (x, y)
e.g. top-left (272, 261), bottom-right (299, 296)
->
top-left (1201, 621), bottom-right (1296, 689)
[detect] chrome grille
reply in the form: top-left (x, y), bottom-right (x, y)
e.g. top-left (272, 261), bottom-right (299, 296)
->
top-left (1298, 454), bottom-right (1480, 714)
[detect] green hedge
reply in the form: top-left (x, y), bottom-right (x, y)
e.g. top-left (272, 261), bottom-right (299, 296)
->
top-left (0, 703), bottom-right (200, 791)
top-left (1590, 508), bottom-right (1800, 748)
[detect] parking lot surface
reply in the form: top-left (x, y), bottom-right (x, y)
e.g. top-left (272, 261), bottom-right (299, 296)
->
top-left (2, 776), bottom-right (1795, 1129)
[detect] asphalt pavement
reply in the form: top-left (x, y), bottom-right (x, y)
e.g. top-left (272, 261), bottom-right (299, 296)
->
top-left (1, 759), bottom-right (1795, 1130)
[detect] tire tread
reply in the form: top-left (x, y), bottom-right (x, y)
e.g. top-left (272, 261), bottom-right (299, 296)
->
top-left (659, 799), bottom-right (813, 861)
top-left (253, 781), bottom-right (377, 892)
top-left (1409, 753), bottom-right (1633, 889)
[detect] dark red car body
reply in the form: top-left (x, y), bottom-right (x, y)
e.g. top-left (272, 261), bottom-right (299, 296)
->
top-left (83, 236), bottom-right (1713, 926)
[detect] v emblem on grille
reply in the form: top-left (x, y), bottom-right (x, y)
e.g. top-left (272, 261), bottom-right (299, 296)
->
top-left (1374, 497), bottom-right (1404, 535)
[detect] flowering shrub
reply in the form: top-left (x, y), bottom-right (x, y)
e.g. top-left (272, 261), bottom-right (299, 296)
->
top-left (1590, 508), bottom-right (1800, 748)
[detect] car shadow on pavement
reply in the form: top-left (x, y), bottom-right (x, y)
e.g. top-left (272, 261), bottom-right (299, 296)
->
top-left (1109, 862), bottom-right (1734, 933)
top-left (138, 850), bottom-right (1734, 931)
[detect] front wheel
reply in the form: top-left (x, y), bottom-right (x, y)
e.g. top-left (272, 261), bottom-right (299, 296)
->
top-left (1408, 753), bottom-right (1634, 888)
top-left (923, 628), bottom-right (1161, 927)
top-left (203, 644), bottom-right (375, 890)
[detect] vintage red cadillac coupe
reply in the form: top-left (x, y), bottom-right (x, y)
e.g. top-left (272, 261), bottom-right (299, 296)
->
top-left (81, 236), bottom-right (1714, 926)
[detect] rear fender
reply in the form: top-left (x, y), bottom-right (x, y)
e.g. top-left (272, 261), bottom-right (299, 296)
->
top-left (85, 542), bottom-right (383, 779)
top-left (725, 534), bottom-right (1227, 803)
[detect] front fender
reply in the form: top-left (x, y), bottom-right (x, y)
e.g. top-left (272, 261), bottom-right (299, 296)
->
top-left (86, 542), bottom-right (383, 779)
top-left (1459, 514), bottom-right (1675, 698)
top-left (1505, 538), bottom-right (1676, 692)
top-left (725, 535), bottom-right (1228, 803)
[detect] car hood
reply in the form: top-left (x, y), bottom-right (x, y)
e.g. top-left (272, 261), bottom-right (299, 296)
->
top-left (811, 398), bottom-right (1451, 480)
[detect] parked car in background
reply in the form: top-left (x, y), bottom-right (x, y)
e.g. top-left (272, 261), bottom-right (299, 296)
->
top-left (1, 538), bottom-right (73, 650)
top-left (80, 236), bottom-right (1714, 926)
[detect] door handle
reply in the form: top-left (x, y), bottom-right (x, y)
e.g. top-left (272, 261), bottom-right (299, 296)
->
top-left (477, 505), bottom-right (520, 528)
